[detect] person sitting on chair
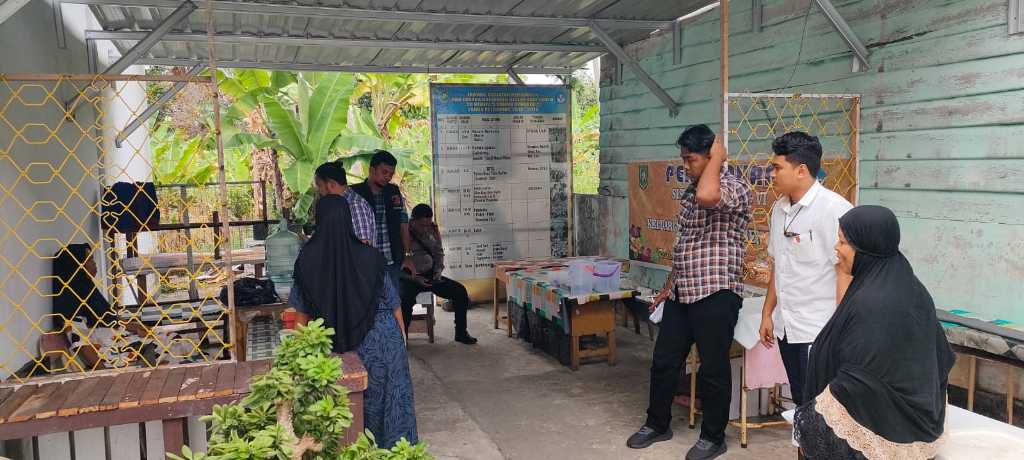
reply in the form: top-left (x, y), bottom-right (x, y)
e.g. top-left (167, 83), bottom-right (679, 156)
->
top-left (399, 204), bottom-right (477, 345)
top-left (51, 244), bottom-right (187, 369)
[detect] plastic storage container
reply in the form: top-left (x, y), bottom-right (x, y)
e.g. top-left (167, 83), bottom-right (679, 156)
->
top-left (265, 217), bottom-right (303, 292)
top-left (592, 261), bottom-right (622, 293)
top-left (567, 260), bottom-right (595, 295)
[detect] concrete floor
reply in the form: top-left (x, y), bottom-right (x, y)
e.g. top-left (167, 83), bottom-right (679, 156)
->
top-left (407, 304), bottom-right (796, 460)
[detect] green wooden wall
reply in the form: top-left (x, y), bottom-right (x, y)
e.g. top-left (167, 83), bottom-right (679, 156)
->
top-left (598, 0), bottom-right (1024, 322)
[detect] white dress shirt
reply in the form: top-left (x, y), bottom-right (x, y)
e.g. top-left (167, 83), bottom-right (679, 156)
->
top-left (767, 181), bottom-right (853, 344)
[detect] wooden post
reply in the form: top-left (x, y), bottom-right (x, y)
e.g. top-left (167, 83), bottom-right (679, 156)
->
top-left (205, 0), bottom-right (238, 362)
top-left (181, 185), bottom-right (200, 300)
top-left (1008, 364), bottom-right (1015, 424)
top-left (967, 355), bottom-right (977, 411)
top-left (720, 0), bottom-right (730, 145)
top-left (162, 417), bottom-right (185, 456)
top-left (740, 348), bottom-right (748, 448)
top-left (493, 276), bottom-right (500, 330)
top-left (850, 97), bottom-right (861, 204)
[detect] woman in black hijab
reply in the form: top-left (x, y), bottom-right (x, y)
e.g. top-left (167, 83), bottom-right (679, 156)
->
top-left (794, 205), bottom-right (955, 459)
top-left (290, 194), bottom-right (418, 448)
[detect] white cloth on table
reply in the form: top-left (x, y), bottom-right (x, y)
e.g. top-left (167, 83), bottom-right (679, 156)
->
top-left (733, 296), bottom-right (781, 349)
top-left (733, 296), bottom-right (788, 391)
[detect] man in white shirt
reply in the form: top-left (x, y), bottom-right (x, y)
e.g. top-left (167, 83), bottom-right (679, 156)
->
top-left (759, 131), bottom-right (853, 406)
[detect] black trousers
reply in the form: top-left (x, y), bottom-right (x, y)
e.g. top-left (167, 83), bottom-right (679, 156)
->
top-left (399, 276), bottom-right (470, 334)
top-left (779, 336), bottom-right (810, 406)
top-left (646, 289), bottom-right (741, 444)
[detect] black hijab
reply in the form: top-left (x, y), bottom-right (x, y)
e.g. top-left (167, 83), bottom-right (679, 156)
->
top-left (293, 195), bottom-right (386, 353)
top-left (805, 205), bottom-right (955, 444)
top-left (52, 244), bottom-right (113, 332)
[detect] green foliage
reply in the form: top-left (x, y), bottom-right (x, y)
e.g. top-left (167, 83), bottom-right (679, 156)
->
top-left (150, 123), bottom-right (217, 186)
top-left (569, 69), bottom-right (601, 195)
top-left (189, 67), bottom-right (600, 223)
top-left (170, 319), bottom-right (432, 460)
top-left (251, 73), bottom-right (358, 222)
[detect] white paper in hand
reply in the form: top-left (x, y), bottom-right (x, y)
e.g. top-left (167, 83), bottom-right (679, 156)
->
top-left (649, 301), bottom-right (666, 324)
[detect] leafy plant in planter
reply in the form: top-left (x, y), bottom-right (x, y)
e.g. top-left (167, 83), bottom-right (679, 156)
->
top-left (168, 319), bottom-right (432, 460)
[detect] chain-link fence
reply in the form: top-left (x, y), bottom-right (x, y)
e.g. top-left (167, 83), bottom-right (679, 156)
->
top-left (726, 92), bottom-right (860, 286)
top-left (0, 74), bottom-right (239, 383)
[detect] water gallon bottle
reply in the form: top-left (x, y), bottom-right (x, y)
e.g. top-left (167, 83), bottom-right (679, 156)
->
top-left (265, 217), bottom-right (302, 295)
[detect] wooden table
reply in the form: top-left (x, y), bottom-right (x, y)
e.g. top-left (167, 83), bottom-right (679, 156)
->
top-left (236, 302), bottom-right (291, 362)
top-left (0, 354), bottom-right (368, 451)
top-left (493, 257), bottom-right (608, 337)
top-left (499, 258), bottom-right (635, 370)
top-left (564, 300), bottom-right (618, 370)
top-left (119, 247), bottom-right (267, 303)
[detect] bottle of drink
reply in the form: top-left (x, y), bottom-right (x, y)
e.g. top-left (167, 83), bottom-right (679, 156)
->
top-left (264, 215), bottom-right (302, 295)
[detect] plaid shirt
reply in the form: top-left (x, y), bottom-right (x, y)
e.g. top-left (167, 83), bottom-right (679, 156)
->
top-left (343, 189), bottom-right (376, 244)
top-left (370, 190), bottom-right (409, 264)
top-left (671, 169), bottom-right (753, 303)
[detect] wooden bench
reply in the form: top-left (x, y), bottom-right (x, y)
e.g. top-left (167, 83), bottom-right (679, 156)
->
top-left (407, 292), bottom-right (435, 343)
top-left (0, 354), bottom-right (368, 455)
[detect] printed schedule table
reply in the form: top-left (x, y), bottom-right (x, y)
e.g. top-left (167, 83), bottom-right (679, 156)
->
top-left (430, 85), bottom-right (571, 280)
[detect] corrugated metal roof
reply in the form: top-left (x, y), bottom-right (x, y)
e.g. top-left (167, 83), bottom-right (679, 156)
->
top-left (69, 0), bottom-right (709, 74)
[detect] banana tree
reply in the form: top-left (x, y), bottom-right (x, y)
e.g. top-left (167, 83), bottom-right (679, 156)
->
top-left (352, 73), bottom-right (429, 141)
top-left (256, 72), bottom-right (364, 222)
top-left (218, 69), bottom-right (297, 215)
top-left (151, 123), bottom-right (217, 186)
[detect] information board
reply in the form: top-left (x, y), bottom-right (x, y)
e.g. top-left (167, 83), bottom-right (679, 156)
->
top-left (628, 159), bottom-right (856, 287)
top-left (430, 84), bottom-right (572, 280)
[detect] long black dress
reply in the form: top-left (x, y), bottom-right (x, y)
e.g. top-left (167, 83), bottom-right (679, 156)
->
top-left (794, 205), bottom-right (955, 460)
top-left (290, 195), bottom-right (418, 448)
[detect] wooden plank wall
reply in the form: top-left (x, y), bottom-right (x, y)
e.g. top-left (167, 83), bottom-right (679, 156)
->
top-left (597, 0), bottom-right (1024, 322)
top-left (1, 418), bottom-right (207, 460)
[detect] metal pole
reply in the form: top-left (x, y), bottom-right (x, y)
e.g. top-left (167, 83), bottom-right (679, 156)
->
top-left (813, 0), bottom-right (869, 69)
top-left (589, 21), bottom-right (679, 117)
top-left (87, 30), bottom-right (608, 53)
top-left (132, 58), bottom-right (577, 75)
top-left (507, 69), bottom-right (526, 85)
top-left (721, 0), bottom-right (729, 151)
top-left (65, 0), bottom-right (673, 30)
top-left (115, 63), bottom-right (206, 147)
top-left (103, 1), bottom-right (197, 74)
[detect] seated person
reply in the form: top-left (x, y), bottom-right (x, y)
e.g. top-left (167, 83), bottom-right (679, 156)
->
top-left (51, 244), bottom-right (189, 369)
top-left (399, 204), bottom-right (477, 345)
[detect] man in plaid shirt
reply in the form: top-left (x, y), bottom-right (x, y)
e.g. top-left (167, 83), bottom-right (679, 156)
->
top-left (627, 125), bottom-right (752, 460)
top-left (313, 162), bottom-right (375, 245)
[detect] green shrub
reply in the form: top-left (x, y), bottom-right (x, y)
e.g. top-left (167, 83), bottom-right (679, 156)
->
top-left (168, 319), bottom-right (432, 460)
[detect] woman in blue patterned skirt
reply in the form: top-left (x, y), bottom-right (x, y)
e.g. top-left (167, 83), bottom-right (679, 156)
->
top-left (289, 194), bottom-right (418, 448)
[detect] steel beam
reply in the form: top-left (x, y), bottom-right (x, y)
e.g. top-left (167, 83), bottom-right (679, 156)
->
top-left (65, 0), bottom-right (672, 30)
top-left (507, 69), bottom-right (526, 85)
top-left (114, 63), bottom-right (205, 148)
top-left (103, 0), bottom-right (196, 74)
top-left (136, 58), bottom-right (576, 75)
top-left (86, 30), bottom-right (606, 53)
top-left (588, 21), bottom-right (679, 117)
top-left (0, 0), bottom-right (31, 26)
top-left (813, 0), bottom-right (869, 68)
top-left (52, 0), bottom-right (67, 49)
top-left (63, 1), bottom-right (195, 117)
